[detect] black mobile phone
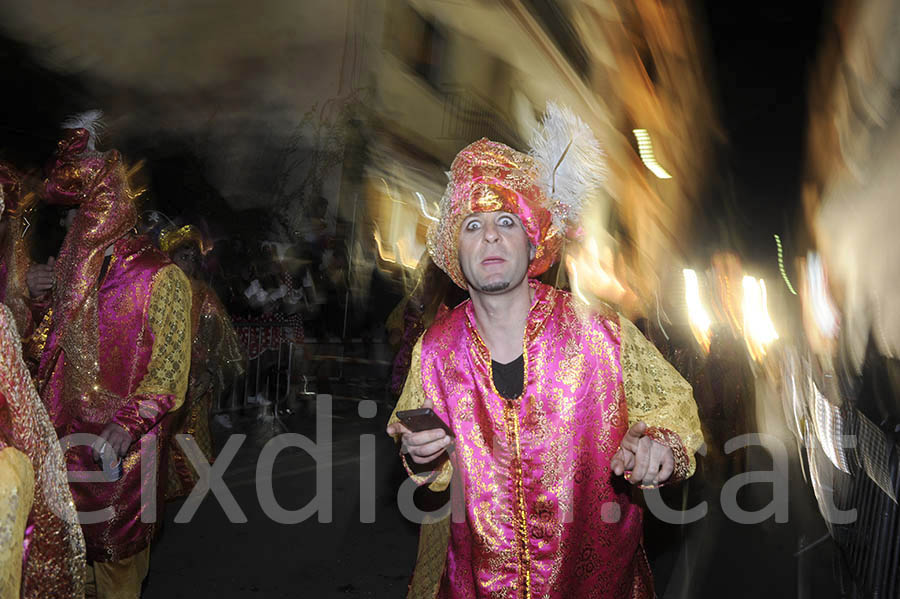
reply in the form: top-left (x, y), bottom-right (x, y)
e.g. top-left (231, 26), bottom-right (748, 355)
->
top-left (396, 408), bottom-right (454, 437)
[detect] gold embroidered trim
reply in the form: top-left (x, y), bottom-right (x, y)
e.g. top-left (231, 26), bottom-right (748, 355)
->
top-left (505, 402), bottom-right (531, 598)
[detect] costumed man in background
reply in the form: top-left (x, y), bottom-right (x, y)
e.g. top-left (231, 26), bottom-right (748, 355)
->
top-left (386, 104), bottom-right (703, 598)
top-left (0, 183), bottom-right (86, 599)
top-left (0, 162), bottom-right (38, 339)
top-left (35, 111), bottom-right (191, 599)
top-left (386, 255), bottom-right (465, 399)
top-left (159, 224), bottom-right (244, 500)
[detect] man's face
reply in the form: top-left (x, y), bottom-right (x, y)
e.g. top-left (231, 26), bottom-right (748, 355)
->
top-left (458, 211), bottom-right (533, 294)
top-left (172, 246), bottom-right (200, 278)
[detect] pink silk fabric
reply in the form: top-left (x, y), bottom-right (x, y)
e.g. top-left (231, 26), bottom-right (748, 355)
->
top-left (40, 235), bottom-right (176, 561)
top-left (421, 281), bottom-right (653, 598)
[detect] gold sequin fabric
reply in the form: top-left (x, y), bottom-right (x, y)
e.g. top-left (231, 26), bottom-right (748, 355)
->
top-left (619, 315), bottom-right (704, 480)
top-left (22, 307), bottom-right (51, 374)
top-left (0, 303), bottom-right (86, 598)
top-left (426, 138), bottom-right (561, 288)
top-left (0, 447), bottom-right (33, 599)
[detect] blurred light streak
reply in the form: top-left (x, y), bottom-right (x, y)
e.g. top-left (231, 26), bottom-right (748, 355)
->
top-left (806, 252), bottom-right (840, 340)
top-left (711, 252), bottom-right (744, 336)
top-left (774, 234), bottom-right (797, 295)
top-left (683, 269), bottom-right (712, 351)
top-left (742, 276), bottom-right (779, 360)
top-left (812, 382), bottom-right (850, 473)
top-left (395, 239), bottom-right (419, 269)
top-left (565, 238), bottom-right (626, 305)
top-left (415, 191), bottom-right (438, 222)
top-left (632, 129), bottom-right (672, 179)
top-left (373, 227), bottom-right (396, 264)
top-left (566, 256), bottom-right (590, 305)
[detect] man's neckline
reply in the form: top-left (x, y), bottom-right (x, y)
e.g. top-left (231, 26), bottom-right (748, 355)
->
top-left (492, 354), bottom-right (524, 367)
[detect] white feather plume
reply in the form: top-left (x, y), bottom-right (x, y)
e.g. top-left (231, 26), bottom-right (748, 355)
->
top-left (61, 109), bottom-right (105, 151)
top-left (529, 102), bottom-right (605, 232)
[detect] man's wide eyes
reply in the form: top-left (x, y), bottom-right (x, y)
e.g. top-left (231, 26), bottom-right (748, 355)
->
top-left (465, 221), bottom-right (481, 230)
top-left (498, 217), bottom-right (514, 226)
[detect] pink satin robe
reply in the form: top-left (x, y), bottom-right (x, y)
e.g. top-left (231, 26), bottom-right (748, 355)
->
top-left (420, 282), bottom-right (655, 598)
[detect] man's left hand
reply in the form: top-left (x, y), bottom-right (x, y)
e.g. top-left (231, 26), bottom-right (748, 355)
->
top-left (92, 423), bottom-right (132, 460)
top-left (611, 421), bottom-right (674, 486)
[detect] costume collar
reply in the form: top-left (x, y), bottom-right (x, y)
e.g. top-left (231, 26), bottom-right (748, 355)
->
top-left (464, 279), bottom-right (557, 363)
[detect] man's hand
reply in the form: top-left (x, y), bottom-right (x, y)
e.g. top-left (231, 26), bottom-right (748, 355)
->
top-left (190, 370), bottom-right (213, 397)
top-left (91, 423), bottom-right (132, 461)
top-left (26, 257), bottom-right (55, 298)
top-left (385, 397), bottom-right (453, 465)
top-left (611, 421), bottom-right (675, 486)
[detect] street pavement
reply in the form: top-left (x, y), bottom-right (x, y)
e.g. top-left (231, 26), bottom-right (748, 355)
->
top-left (144, 397), bottom-right (420, 598)
top-left (142, 397), bottom-right (846, 598)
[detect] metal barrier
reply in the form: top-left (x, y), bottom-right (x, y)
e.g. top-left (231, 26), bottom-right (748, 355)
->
top-left (833, 406), bottom-right (900, 597)
top-left (219, 321), bottom-right (394, 420)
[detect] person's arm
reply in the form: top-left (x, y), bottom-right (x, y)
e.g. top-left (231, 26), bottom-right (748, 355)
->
top-left (386, 338), bottom-right (453, 492)
top-left (618, 314), bottom-right (704, 484)
top-left (110, 264), bottom-right (192, 441)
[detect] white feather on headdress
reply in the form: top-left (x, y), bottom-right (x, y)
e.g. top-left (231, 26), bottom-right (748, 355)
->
top-left (529, 102), bottom-right (605, 232)
top-left (61, 109), bottom-right (105, 151)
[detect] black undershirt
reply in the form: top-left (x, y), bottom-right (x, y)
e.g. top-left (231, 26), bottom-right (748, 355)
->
top-left (492, 354), bottom-right (524, 400)
top-left (98, 254), bottom-right (112, 285)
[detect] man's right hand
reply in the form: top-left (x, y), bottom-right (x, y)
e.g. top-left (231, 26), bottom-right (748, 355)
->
top-left (386, 398), bottom-right (453, 464)
top-left (26, 257), bottom-right (55, 298)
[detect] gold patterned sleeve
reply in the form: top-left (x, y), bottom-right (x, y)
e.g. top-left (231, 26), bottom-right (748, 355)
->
top-left (135, 265), bottom-right (192, 406)
top-left (0, 446), bottom-right (34, 599)
top-left (619, 315), bottom-right (704, 481)
top-left (388, 338), bottom-right (453, 493)
top-left (114, 265), bottom-right (191, 439)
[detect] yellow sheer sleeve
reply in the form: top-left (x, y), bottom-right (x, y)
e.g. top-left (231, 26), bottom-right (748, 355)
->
top-left (0, 446), bottom-right (34, 599)
top-left (135, 265), bottom-right (192, 409)
top-left (388, 338), bottom-right (453, 492)
top-left (619, 315), bottom-right (704, 480)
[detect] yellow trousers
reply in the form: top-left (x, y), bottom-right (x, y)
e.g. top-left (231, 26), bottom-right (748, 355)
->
top-left (84, 546), bottom-right (151, 599)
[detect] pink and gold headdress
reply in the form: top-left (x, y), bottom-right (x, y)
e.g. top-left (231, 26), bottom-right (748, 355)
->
top-left (427, 103), bottom-right (605, 288)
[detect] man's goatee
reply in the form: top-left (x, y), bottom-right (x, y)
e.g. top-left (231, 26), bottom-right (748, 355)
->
top-left (480, 281), bottom-right (510, 293)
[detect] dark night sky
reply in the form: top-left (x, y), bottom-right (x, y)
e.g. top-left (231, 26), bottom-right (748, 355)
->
top-left (699, 0), bottom-right (831, 269)
top-left (0, 2), bottom-right (833, 269)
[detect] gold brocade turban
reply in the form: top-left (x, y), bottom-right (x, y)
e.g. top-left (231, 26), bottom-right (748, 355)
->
top-left (427, 103), bottom-right (606, 289)
top-left (159, 224), bottom-right (206, 255)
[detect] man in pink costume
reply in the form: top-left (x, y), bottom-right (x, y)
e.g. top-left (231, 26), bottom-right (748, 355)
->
top-left (35, 111), bottom-right (192, 599)
top-left (387, 105), bottom-right (704, 598)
